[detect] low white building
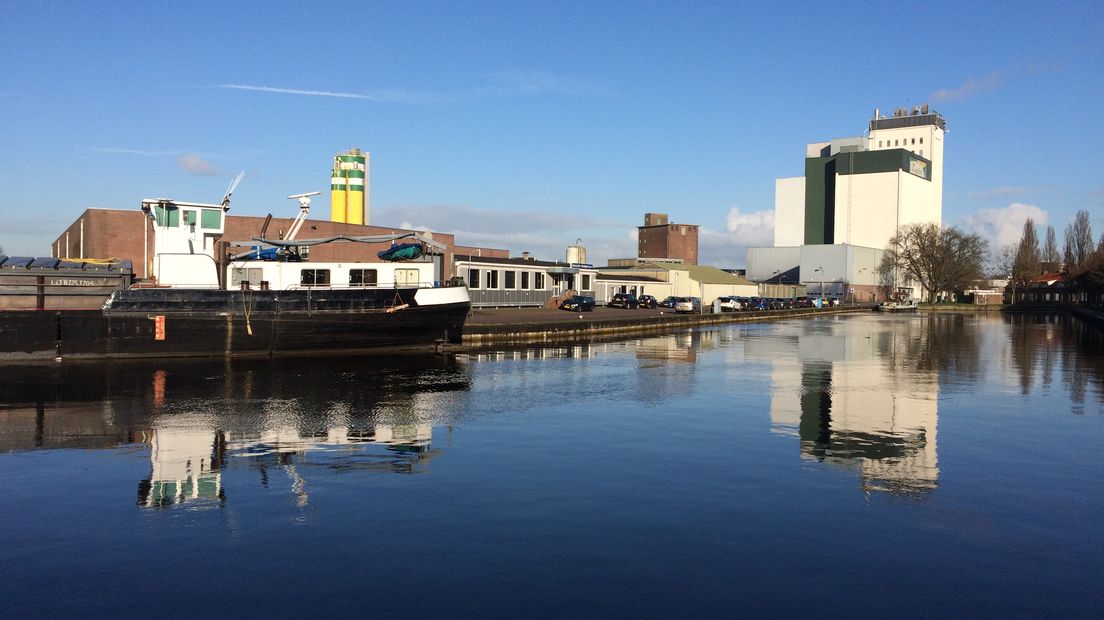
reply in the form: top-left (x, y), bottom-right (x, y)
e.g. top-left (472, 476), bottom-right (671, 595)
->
top-left (454, 253), bottom-right (597, 308)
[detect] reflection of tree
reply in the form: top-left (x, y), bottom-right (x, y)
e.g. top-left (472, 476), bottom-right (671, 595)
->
top-left (873, 315), bottom-right (982, 382)
top-left (1004, 312), bottom-right (1104, 406)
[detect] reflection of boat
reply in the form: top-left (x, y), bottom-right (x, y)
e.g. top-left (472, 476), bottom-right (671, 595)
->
top-left (0, 190), bottom-right (469, 361)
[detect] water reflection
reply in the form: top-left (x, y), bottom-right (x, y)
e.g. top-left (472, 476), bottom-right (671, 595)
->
top-left (1006, 313), bottom-right (1104, 412)
top-left (0, 356), bottom-right (473, 508)
top-left (748, 316), bottom-right (940, 496)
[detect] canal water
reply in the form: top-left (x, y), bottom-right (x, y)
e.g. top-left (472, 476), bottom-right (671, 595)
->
top-left (1, 313), bottom-right (1101, 617)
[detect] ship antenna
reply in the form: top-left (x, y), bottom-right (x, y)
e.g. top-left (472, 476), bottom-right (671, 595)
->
top-left (221, 170), bottom-right (245, 210)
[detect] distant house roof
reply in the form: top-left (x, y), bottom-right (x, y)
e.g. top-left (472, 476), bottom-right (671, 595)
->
top-left (1031, 272), bottom-right (1066, 286)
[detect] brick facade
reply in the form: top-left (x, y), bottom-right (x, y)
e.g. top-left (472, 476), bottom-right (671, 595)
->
top-left (638, 221), bottom-right (699, 265)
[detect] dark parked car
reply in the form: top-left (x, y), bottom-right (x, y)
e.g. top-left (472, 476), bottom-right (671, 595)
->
top-left (559, 295), bottom-right (596, 311)
top-left (607, 293), bottom-right (640, 309)
top-left (638, 294), bottom-right (658, 309)
top-left (659, 296), bottom-right (679, 308)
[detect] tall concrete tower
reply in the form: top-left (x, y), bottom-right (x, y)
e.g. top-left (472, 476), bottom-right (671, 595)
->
top-left (867, 105), bottom-right (945, 228)
top-left (330, 147), bottom-right (370, 225)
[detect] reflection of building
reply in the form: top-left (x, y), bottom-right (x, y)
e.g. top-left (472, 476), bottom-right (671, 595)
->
top-left (138, 430), bottom-right (224, 508)
top-left (749, 322), bottom-right (939, 495)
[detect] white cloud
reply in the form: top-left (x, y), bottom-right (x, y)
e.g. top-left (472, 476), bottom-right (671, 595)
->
top-left (177, 154), bottom-right (217, 176)
top-left (696, 207), bottom-right (775, 267)
top-left (930, 70), bottom-right (1005, 103)
top-left (962, 203), bottom-right (1048, 248)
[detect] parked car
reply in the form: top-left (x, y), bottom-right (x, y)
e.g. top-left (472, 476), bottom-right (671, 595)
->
top-left (659, 296), bottom-right (679, 308)
top-left (559, 295), bottom-right (595, 312)
top-left (746, 297), bottom-right (769, 311)
top-left (718, 296), bottom-right (742, 312)
top-left (638, 294), bottom-right (658, 309)
top-left (794, 297), bottom-right (814, 308)
top-left (607, 293), bottom-right (640, 309)
top-left (674, 297), bottom-right (701, 313)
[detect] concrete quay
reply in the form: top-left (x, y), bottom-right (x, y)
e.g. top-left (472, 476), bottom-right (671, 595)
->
top-left (460, 305), bottom-right (872, 347)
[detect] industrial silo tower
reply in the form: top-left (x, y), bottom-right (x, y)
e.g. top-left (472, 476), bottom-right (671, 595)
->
top-left (330, 147), bottom-right (370, 225)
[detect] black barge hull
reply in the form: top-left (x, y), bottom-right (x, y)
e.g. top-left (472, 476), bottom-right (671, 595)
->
top-left (0, 287), bottom-right (470, 361)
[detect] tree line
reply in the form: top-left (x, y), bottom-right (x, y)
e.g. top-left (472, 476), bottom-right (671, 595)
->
top-left (877, 209), bottom-right (1102, 303)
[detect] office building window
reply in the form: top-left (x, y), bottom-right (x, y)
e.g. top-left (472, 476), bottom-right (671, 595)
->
top-left (582, 274), bottom-right (591, 290)
top-left (919, 137), bottom-right (923, 144)
top-left (468, 269), bottom-right (480, 289)
top-left (505, 270), bottom-right (516, 289)
top-left (535, 273), bottom-right (545, 289)
top-left (485, 270), bottom-right (498, 289)
top-left (521, 272), bottom-right (530, 289)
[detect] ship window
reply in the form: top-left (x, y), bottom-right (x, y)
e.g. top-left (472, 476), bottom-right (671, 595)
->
top-left (201, 210), bottom-right (222, 230)
top-left (300, 269), bottom-right (330, 286)
top-left (154, 205), bottom-right (180, 227)
top-left (350, 269), bottom-right (378, 286)
top-left (535, 273), bottom-right (545, 289)
top-left (183, 210), bottom-right (196, 226)
top-left (468, 269), bottom-right (480, 289)
top-left (396, 269), bottom-right (419, 285)
top-left (521, 272), bottom-right (530, 289)
top-left (230, 268), bottom-right (263, 287)
top-left (504, 270), bottom-right (516, 289)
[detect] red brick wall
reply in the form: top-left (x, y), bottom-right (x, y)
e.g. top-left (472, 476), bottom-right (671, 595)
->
top-left (52, 209), bottom-right (153, 278)
top-left (454, 245), bottom-right (509, 258)
top-left (638, 224), bottom-right (698, 265)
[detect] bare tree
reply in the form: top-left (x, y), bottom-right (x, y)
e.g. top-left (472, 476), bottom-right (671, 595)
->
top-left (1064, 225), bottom-right (1075, 270)
top-left (882, 223), bottom-right (989, 303)
top-left (988, 243), bottom-right (1016, 279)
top-left (1070, 210), bottom-right (1095, 271)
top-left (1013, 218), bottom-right (1040, 279)
top-left (1042, 225), bottom-right (1060, 268)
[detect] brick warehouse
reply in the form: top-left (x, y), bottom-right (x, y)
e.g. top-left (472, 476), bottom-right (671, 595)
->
top-left (637, 212), bottom-right (698, 265)
top-left (51, 208), bottom-right (461, 282)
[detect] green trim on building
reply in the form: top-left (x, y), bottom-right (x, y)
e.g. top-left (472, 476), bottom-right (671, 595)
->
top-left (835, 149), bottom-right (932, 180)
top-left (804, 157), bottom-right (834, 245)
top-left (329, 169), bottom-right (366, 178)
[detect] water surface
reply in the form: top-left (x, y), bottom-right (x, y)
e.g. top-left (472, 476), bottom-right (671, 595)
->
top-left (1, 312), bottom-right (1101, 617)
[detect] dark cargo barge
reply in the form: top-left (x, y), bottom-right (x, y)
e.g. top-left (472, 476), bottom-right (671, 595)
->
top-left (0, 191), bottom-right (471, 362)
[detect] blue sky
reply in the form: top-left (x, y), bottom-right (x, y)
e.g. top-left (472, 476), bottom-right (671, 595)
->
top-left (1, 1), bottom-right (1101, 266)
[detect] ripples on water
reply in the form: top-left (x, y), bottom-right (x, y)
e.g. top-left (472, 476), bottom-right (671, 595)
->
top-left (0, 312), bottom-right (1101, 616)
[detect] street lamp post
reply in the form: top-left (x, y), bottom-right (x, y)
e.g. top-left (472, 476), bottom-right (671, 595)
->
top-left (814, 267), bottom-right (823, 308)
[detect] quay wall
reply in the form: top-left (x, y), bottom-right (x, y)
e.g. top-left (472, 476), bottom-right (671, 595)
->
top-left (460, 306), bottom-right (869, 347)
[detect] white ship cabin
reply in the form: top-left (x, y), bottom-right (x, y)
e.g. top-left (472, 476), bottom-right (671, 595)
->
top-left (141, 195), bottom-right (446, 291)
top-left (227, 260), bottom-right (437, 291)
top-left (142, 197), bottom-right (228, 288)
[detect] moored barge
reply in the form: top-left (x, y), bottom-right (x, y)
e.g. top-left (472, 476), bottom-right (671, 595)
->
top-left (0, 192), bottom-right (470, 361)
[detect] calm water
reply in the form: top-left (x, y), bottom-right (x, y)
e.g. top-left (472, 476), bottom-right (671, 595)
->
top-left (1, 313), bottom-right (1101, 617)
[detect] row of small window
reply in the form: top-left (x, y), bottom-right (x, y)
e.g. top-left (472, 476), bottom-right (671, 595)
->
top-left (300, 268), bottom-right (379, 286)
top-left (878, 137), bottom-right (923, 148)
top-left (470, 268), bottom-right (548, 290)
top-left (233, 268), bottom-right (380, 286)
